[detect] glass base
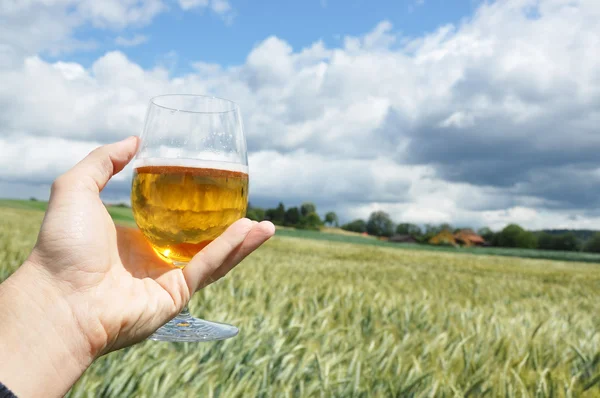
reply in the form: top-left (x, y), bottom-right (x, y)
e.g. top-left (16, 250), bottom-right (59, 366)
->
top-left (149, 308), bottom-right (239, 342)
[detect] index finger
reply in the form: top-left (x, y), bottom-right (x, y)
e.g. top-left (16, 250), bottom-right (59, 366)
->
top-left (182, 218), bottom-right (254, 294)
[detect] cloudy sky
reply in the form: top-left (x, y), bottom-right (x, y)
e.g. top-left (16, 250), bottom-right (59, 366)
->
top-left (1, 0), bottom-right (599, 230)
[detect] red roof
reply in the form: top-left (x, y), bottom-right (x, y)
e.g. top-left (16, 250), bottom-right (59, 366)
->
top-left (454, 230), bottom-right (485, 245)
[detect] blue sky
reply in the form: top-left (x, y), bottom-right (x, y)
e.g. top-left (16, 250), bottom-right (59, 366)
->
top-left (2, 0), bottom-right (600, 230)
top-left (53, 0), bottom-right (479, 73)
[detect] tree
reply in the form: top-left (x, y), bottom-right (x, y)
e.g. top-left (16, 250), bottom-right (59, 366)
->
top-left (553, 233), bottom-right (580, 251)
top-left (341, 219), bottom-right (367, 233)
top-left (300, 202), bottom-right (316, 217)
top-left (265, 202), bottom-right (285, 225)
top-left (584, 233), bottom-right (600, 253)
top-left (246, 205), bottom-right (265, 221)
top-left (422, 224), bottom-right (441, 242)
top-left (537, 232), bottom-right (554, 250)
top-left (424, 224), bottom-right (438, 234)
top-left (396, 223), bottom-right (422, 236)
top-left (477, 227), bottom-right (495, 243)
top-left (496, 224), bottom-right (537, 249)
top-left (536, 232), bottom-right (579, 251)
top-left (299, 212), bottom-right (322, 230)
top-left (306, 212), bottom-right (322, 229)
top-left (324, 211), bottom-right (339, 227)
top-left (424, 224), bottom-right (442, 236)
top-left (366, 211), bottom-right (394, 237)
top-left (439, 223), bottom-right (453, 232)
top-left (284, 207), bottom-right (301, 226)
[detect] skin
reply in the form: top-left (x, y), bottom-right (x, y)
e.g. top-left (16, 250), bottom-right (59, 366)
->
top-left (0, 136), bottom-right (274, 397)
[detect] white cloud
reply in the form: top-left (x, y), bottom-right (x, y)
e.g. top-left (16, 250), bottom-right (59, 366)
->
top-left (2, 0), bottom-right (600, 231)
top-left (115, 34), bottom-right (148, 47)
top-left (0, 0), bottom-right (166, 58)
top-left (76, 0), bottom-right (165, 28)
top-left (211, 0), bottom-right (231, 15)
top-left (178, 0), bottom-right (209, 10)
top-left (0, 0), bottom-right (232, 59)
top-left (178, 0), bottom-right (233, 20)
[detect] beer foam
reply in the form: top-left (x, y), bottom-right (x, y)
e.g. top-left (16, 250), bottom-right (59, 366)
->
top-left (133, 158), bottom-right (249, 173)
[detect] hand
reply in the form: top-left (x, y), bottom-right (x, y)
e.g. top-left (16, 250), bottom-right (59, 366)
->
top-left (0, 136), bottom-right (274, 397)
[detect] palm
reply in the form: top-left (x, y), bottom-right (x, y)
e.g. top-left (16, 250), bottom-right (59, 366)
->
top-left (34, 192), bottom-right (189, 353)
top-left (113, 221), bottom-right (193, 348)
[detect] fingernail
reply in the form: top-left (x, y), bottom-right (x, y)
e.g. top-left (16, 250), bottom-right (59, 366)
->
top-left (260, 221), bottom-right (276, 235)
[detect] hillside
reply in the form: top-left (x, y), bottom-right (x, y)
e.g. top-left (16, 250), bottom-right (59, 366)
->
top-left (2, 199), bottom-right (600, 263)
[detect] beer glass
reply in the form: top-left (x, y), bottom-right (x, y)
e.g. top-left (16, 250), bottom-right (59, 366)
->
top-left (131, 94), bottom-right (248, 342)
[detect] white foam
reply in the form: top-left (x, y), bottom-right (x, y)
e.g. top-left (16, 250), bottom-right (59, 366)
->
top-left (133, 157), bottom-right (249, 173)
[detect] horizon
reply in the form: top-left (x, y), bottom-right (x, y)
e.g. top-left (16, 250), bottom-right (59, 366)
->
top-left (3, 197), bottom-right (600, 234)
top-left (1, 0), bottom-right (600, 230)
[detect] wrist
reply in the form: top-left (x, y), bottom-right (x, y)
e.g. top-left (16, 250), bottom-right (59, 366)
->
top-left (0, 260), bottom-right (93, 397)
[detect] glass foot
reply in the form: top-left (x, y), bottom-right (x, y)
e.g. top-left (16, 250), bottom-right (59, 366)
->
top-left (149, 308), bottom-right (239, 342)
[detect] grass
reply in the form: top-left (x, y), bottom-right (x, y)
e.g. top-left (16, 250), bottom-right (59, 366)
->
top-left (0, 198), bottom-right (49, 212)
top-left (105, 206), bottom-right (137, 226)
top-left (1, 206), bottom-right (600, 396)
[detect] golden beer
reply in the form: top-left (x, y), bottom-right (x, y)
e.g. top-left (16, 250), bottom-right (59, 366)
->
top-left (131, 161), bottom-right (249, 264)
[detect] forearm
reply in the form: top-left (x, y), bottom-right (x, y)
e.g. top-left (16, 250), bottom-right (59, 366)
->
top-left (0, 262), bottom-right (92, 397)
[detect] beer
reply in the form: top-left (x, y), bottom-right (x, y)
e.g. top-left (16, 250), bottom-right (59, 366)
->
top-left (131, 159), bottom-right (249, 264)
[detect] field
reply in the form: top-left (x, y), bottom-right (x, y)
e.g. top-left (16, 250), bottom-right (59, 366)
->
top-left (1, 205), bottom-right (600, 397)
top-left (3, 199), bottom-right (600, 264)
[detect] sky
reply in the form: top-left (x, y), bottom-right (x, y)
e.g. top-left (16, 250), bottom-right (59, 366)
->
top-left (1, 0), bottom-right (600, 231)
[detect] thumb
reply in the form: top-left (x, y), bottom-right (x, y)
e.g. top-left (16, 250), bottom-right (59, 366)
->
top-left (51, 136), bottom-right (139, 195)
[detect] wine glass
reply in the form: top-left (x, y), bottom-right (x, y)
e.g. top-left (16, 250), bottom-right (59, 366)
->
top-left (131, 94), bottom-right (248, 342)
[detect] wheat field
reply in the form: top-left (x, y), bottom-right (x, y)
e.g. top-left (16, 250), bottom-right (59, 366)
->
top-left (1, 206), bottom-right (599, 397)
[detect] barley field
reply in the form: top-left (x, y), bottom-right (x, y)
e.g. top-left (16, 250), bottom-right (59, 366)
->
top-left (1, 206), bottom-right (600, 397)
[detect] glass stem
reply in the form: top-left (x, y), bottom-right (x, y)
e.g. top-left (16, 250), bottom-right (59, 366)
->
top-left (173, 261), bottom-right (191, 319)
top-left (178, 305), bottom-right (191, 318)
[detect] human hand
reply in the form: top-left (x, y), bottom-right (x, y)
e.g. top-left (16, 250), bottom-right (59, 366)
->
top-left (0, 136), bottom-right (274, 397)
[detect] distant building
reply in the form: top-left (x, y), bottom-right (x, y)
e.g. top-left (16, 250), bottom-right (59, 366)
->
top-left (429, 230), bottom-right (458, 246)
top-left (454, 229), bottom-right (486, 247)
top-left (389, 234), bottom-right (418, 244)
top-left (429, 229), bottom-right (486, 247)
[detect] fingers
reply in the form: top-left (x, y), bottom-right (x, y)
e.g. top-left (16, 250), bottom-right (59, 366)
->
top-left (52, 136), bottom-right (139, 195)
top-left (182, 218), bottom-right (272, 294)
top-left (197, 221), bottom-right (275, 289)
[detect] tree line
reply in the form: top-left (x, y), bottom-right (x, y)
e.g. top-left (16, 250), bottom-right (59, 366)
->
top-left (108, 198), bottom-right (600, 253)
top-left (339, 210), bottom-right (600, 253)
top-left (247, 202), bottom-right (338, 230)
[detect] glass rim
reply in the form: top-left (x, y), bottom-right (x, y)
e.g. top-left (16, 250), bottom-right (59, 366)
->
top-left (149, 94), bottom-right (239, 115)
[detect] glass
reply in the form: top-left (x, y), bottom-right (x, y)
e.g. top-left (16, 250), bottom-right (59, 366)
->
top-left (131, 94), bottom-right (248, 342)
